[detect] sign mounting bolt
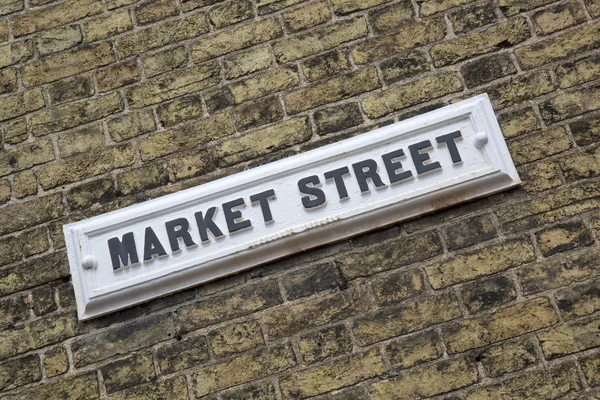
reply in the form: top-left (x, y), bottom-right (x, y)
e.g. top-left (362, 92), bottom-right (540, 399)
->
top-left (474, 132), bottom-right (488, 148)
top-left (82, 255), bottom-right (98, 270)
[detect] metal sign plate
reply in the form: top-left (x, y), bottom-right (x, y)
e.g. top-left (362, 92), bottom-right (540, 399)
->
top-left (64, 94), bottom-right (520, 320)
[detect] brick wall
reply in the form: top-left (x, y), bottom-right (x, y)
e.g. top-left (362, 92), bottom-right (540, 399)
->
top-left (0, 0), bottom-right (599, 398)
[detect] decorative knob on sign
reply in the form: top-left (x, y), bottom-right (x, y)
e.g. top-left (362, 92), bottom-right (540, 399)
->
top-left (82, 255), bottom-right (98, 270)
top-left (474, 132), bottom-right (488, 148)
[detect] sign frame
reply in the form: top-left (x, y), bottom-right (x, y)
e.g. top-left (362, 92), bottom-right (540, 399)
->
top-left (65, 94), bottom-right (520, 320)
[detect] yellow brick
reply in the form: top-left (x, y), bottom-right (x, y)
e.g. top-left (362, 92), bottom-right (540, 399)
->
top-left (208, 0), bottom-right (253, 29)
top-left (538, 315), bottom-right (600, 358)
top-left (107, 109), bottom-right (155, 142)
top-left (0, 40), bottom-right (34, 69)
top-left (229, 66), bottom-right (299, 104)
top-left (21, 43), bottom-right (113, 87)
top-left (284, 68), bottom-right (378, 114)
top-left (361, 72), bottom-right (463, 119)
top-left (556, 278), bottom-right (600, 320)
top-left (135, 0), bottom-right (178, 25)
top-left (515, 20), bottom-right (600, 69)
top-left (208, 320), bottom-right (264, 358)
top-left (127, 62), bottom-right (220, 108)
top-left (539, 84), bottom-right (600, 123)
top-left (0, 88), bottom-right (44, 122)
top-left (301, 49), bottom-right (351, 82)
top-left (13, 170), bottom-right (37, 198)
top-left (96, 60), bottom-right (140, 92)
top-left (385, 330), bottom-right (443, 369)
top-left (47, 74), bottom-right (95, 106)
top-left (280, 349), bottom-right (386, 398)
top-left (223, 45), bottom-right (272, 80)
top-left (370, 358), bottom-right (478, 399)
top-left (283, 0), bottom-right (331, 32)
top-left (11, 0), bottom-right (102, 37)
top-left (34, 25), bottom-right (82, 56)
top-left (585, 0), bottom-right (600, 17)
top-left (430, 18), bottom-right (530, 66)
top-left (555, 54), bottom-right (600, 89)
top-left (370, 1), bottom-right (415, 33)
top-left (1, 372), bottom-right (97, 400)
top-left (217, 116), bottom-right (311, 166)
top-left (57, 124), bottom-right (106, 158)
top-left (444, 298), bottom-right (558, 353)
top-left (520, 161), bottom-right (562, 193)
top-left (116, 161), bottom-right (169, 195)
top-left (0, 139), bottom-right (54, 177)
top-left (498, 107), bottom-right (541, 138)
top-left (479, 337), bottom-right (538, 377)
top-left (191, 17), bottom-right (281, 62)
top-left (157, 95), bottom-right (203, 127)
top-left (531, 0), bottom-right (586, 35)
top-left (418, 0), bottom-right (474, 16)
top-left (84, 9), bottom-right (132, 42)
top-left (298, 325), bottom-right (352, 364)
top-left (330, 0), bottom-right (389, 15)
top-left (273, 17), bottom-right (367, 63)
top-left (256, 0), bottom-right (302, 14)
top-left (0, 68), bottom-right (17, 95)
top-left (3, 117), bottom-right (27, 145)
top-left (108, 376), bottom-right (187, 400)
top-left (142, 46), bottom-right (188, 78)
top-left (486, 70), bottom-right (555, 110)
top-left (44, 347), bottom-right (69, 378)
top-left (499, 0), bottom-right (557, 16)
top-left (508, 126), bottom-right (572, 166)
top-left (0, 0), bottom-right (23, 16)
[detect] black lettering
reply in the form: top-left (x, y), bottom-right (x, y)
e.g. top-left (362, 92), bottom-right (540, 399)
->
top-left (250, 189), bottom-right (276, 223)
top-left (108, 232), bottom-right (139, 270)
top-left (195, 207), bottom-right (224, 242)
top-left (223, 198), bottom-right (252, 233)
top-left (165, 218), bottom-right (196, 252)
top-left (143, 227), bottom-right (167, 261)
top-left (324, 167), bottom-right (350, 200)
top-left (409, 140), bottom-right (441, 175)
top-left (298, 175), bottom-right (326, 209)
top-left (436, 130), bottom-right (463, 163)
top-left (382, 148), bottom-right (412, 184)
top-left (352, 159), bottom-right (387, 192)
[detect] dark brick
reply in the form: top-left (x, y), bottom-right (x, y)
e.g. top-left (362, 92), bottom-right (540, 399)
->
top-left (314, 103), bottom-right (363, 135)
top-left (461, 275), bottom-right (517, 314)
top-left (298, 325), bottom-right (353, 364)
top-left (156, 335), bottom-right (210, 374)
top-left (461, 53), bottom-right (517, 88)
top-left (101, 353), bottom-right (156, 393)
top-left (0, 354), bottom-right (41, 392)
top-left (444, 214), bottom-right (498, 250)
top-left (282, 262), bottom-right (341, 300)
top-left (380, 50), bottom-right (430, 84)
top-left (233, 96), bottom-right (284, 131)
top-left (535, 220), bottom-right (594, 256)
top-left (31, 285), bottom-right (57, 316)
top-left (449, 1), bottom-right (497, 33)
top-left (371, 269), bottom-right (426, 306)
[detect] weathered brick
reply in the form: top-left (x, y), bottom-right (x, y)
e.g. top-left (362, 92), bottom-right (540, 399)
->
top-left (233, 96), bottom-right (283, 131)
top-left (37, 144), bottom-right (135, 189)
top-left (108, 109), bottom-right (156, 142)
top-left (0, 0), bottom-right (22, 15)
top-left (108, 376), bottom-right (187, 400)
top-left (12, 0), bottom-right (102, 37)
top-left (117, 162), bottom-right (169, 196)
top-left (498, 107), bottom-right (541, 138)
top-left (508, 126), bottom-right (572, 166)
top-left (208, 0), bottom-right (253, 29)
top-left (515, 20), bottom-right (600, 69)
top-left (386, 330), bottom-right (443, 369)
top-left (444, 298), bottom-right (557, 353)
top-left (204, 86), bottom-right (235, 113)
top-left (142, 46), bottom-right (187, 78)
top-left (21, 227), bottom-right (50, 256)
top-left (520, 160), bottom-right (562, 193)
top-left (444, 214), bottom-right (498, 250)
top-left (57, 124), bottom-right (106, 158)
top-left (0, 88), bottom-right (44, 122)
top-left (556, 278), bottom-right (600, 320)
top-left (157, 95), bottom-right (203, 127)
top-left (192, 17), bottom-right (281, 62)
top-left (0, 251), bottom-right (67, 295)
top-left (330, 0), bottom-right (389, 14)
top-left (283, 0), bottom-right (330, 32)
top-left (468, 363), bottom-right (581, 399)
top-left (84, 9), bottom-right (132, 42)
top-left (338, 231), bottom-right (442, 280)
top-left (571, 114), bottom-right (600, 146)
top-left (48, 74), bottom-right (95, 106)
top-left (370, 1), bottom-right (414, 33)
top-left (449, 1), bottom-right (497, 33)
top-left (0, 179), bottom-right (10, 203)
top-left (263, 289), bottom-right (360, 339)
top-left (13, 170), bottom-right (37, 198)
top-left (560, 151), bottom-right (600, 182)
top-left (536, 221), bottom-right (593, 257)
top-left (44, 347), bottom-right (69, 378)
top-left (177, 279), bottom-right (281, 333)
top-left (194, 344), bottom-right (296, 396)
top-left (461, 275), bottom-right (517, 314)
top-left (298, 325), bottom-right (352, 364)
top-left (140, 112), bottom-right (233, 161)
top-left (585, 0), bottom-right (600, 16)
top-left (361, 73), bottom-right (462, 119)
top-left (2, 372), bottom-right (98, 400)
top-left (431, 18), bottom-right (529, 67)
top-left (0, 294), bottom-right (29, 326)
top-left (0, 354), bottom-right (41, 392)
top-left (3, 118), bottom-right (27, 145)
top-left (540, 84), bottom-right (600, 123)
top-left (128, 62), bottom-right (219, 108)
top-left (532, 0), bottom-right (586, 36)
top-left (101, 353), bottom-right (155, 394)
top-left (314, 103), bottom-right (362, 135)
top-left (229, 66), bottom-right (299, 104)
top-left (301, 50), bottom-right (351, 82)
top-left (0, 68), bottom-right (17, 94)
top-left (380, 50), bottom-right (430, 84)
top-left (21, 43), bottom-right (113, 87)
top-left (31, 285), bottom-right (57, 316)
top-left (461, 53), bottom-right (516, 88)
top-left (0, 236), bottom-right (24, 266)
top-left (116, 13), bottom-right (209, 58)
top-left (222, 382), bottom-right (277, 400)
top-left (426, 238), bottom-right (535, 289)
top-left (282, 262), bottom-right (341, 300)
top-left (353, 293), bottom-right (461, 346)
top-left (540, 316), bottom-right (600, 359)
top-left (135, 0), bottom-right (178, 25)
top-left (208, 320), bottom-right (264, 358)
top-left (167, 148), bottom-right (217, 181)
top-left (34, 25), bottom-right (82, 56)
top-left (499, 0), bottom-right (555, 16)
top-left (582, 352), bottom-right (600, 387)
top-left (217, 116), bottom-right (311, 166)
top-left (370, 358), bottom-right (478, 399)
top-left (0, 20), bottom-right (7, 41)
top-left (33, 93), bottom-right (123, 137)
top-left (66, 178), bottom-right (116, 210)
top-left (352, 18), bottom-right (445, 65)
top-left (72, 313), bottom-right (176, 367)
top-left (0, 312), bottom-right (80, 359)
top-left (223, 46), bottom-right (271, 80)
top-left (556, 54), bottom-right (600, 90)
top-left (274, 17), bottom-right (367, 63)
top-left (96, 61), bottom-right (140, 92)
top-left (371, 269), bottom-right (425, 306)
top-left (479, 336), bottom-right (538, 377)
top-left (155, 335), bottom-right (210, 374)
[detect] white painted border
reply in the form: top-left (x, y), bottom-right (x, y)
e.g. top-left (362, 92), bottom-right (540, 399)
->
top-left (65, 94), bottom-right (520, 320)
